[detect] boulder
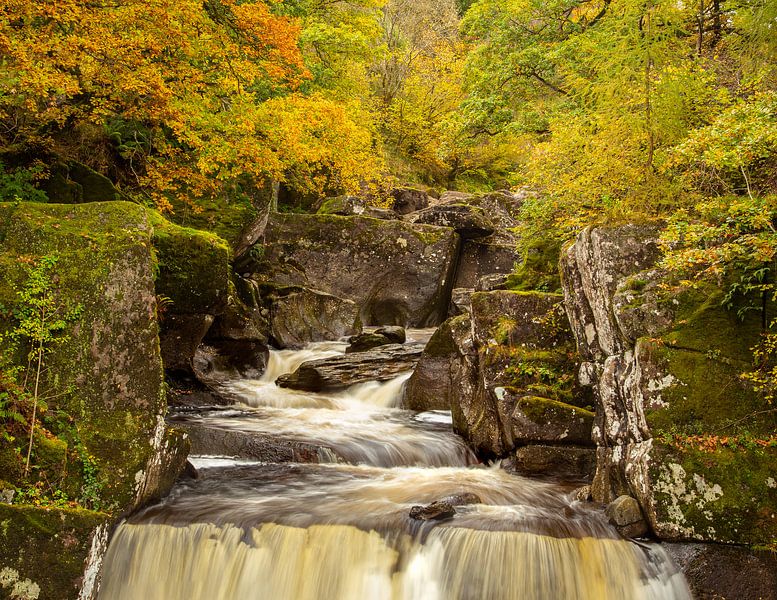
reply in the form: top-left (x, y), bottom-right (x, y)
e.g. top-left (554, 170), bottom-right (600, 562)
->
top-left (507, 392), bottom-right (594, 446)
top-left (268, 286), bottom-right (360, 349)
top-left (240, 213), bottom-right (459, 327)
top-left (405, 204), bottom-right (495, 239)
top-left (605, 495), bottom-right (649, 538)
top-left (452, 291), bottom-right (583, 456)
top-left (277, 344), bottom-right (424, 392)
top-left (374, 326), bottom-right (406, 344)
top-left (317, 195), bottom-right (365, 216)
top-left (391, 186), bottom-right (429, 215)
top-left (346, 332), bottom-right (392, 353)
top-left (193, 341), bottom-right (269, 386)
top-left (561, 223), bottom-right (777, 545)
top-left (403, 315), bottom-right (478, 412)
top-left (464, 191), bottom-right (523, 244)
top-left (159, 314), bottom-right (214, 373)
top-left (505, 445), bottom-right (596, 481)
top-left (409, 500), bottom-right (455, 521)
top-left (453, 241), bottom-right (520, 289)
top-left (149, 209), bottom-right (232, 373)
top-left (0, 202), bottom-right (189, 598)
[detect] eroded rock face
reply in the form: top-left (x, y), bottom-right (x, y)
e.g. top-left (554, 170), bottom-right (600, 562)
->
top-left (561, 223), bottom-right (777, 545)
top-left (268, 286), bottom-right (360, 349)
top-left (277, 344), bottom-right (424, 392)
top-left (241, 213), bottom-right (459, 327)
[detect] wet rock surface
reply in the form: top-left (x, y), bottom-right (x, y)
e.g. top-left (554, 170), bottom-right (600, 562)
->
top-left (268, 287), bottom-right (360, 349)
top-left (277, 344), bottom-right (424, 391)
top-left (409, 500), bottom-right (456, 521)
top-left (505, 445), bottom-right (596, 481)
top-left (403, 315), bottom-right (477, 413)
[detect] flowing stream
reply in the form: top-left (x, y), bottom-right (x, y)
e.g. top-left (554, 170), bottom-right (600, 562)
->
top-left (99, 337), bottom-right (691, 600)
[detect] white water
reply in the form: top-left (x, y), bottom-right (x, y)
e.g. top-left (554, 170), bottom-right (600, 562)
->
top-left (99, 339), bottom-right (691, 599)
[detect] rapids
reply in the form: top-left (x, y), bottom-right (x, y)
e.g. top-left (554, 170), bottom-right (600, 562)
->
top-left (98, 338), bottom-right (691, 600)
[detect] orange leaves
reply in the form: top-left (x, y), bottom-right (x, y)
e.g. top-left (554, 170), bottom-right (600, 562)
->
top-left (660, 431), bottom-right (777, 453)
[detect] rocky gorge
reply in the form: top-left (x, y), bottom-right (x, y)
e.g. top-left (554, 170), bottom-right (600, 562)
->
top-left (0, 186), bottom-right (775, 599)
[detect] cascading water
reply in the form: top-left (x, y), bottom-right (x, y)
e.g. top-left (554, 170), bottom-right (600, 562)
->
top-left (98, 338), bottom-right (691, 600)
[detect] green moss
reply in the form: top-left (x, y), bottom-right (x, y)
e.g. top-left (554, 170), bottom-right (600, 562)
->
top-left (506, 234), bottom-right (563, 292)
top-left (514, 394), bottom-right (595, 425)
top-left (642, 340), bottom-right (775, 435)
top-left (0, 504), bottom-right (110, 600)
top-left (0, 201), bottom-right (183, 514)
top-left (163, 186), bottom-right (268, 248)
top-left (649, 443), bottom-right (777, 545)
top-left (662, 283), bottom-right (767, 359)
top-left (146, 209), bottom-right (231, 315)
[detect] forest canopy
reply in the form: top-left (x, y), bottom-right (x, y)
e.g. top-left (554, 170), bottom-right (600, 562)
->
top-left (0, 0), bottom-right (775, 235)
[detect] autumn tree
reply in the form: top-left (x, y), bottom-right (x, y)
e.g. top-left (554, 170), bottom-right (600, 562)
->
top-left (0, 0), bottom-right (383, 213)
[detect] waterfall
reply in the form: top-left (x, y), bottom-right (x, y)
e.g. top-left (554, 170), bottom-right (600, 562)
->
top-left (100, 338), bottom-right (692, 599)
top-left (99, 522), bottom-right (688, 600)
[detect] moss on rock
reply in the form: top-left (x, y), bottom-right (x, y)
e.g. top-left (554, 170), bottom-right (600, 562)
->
top-left (0, 504), bottom-right (110, 600)
top-left (0, 202), bottom-right (188, 514)
top-left (648, 443), bottom-right (777, 545)
top-left (146, 209), bottom-right (230, 316)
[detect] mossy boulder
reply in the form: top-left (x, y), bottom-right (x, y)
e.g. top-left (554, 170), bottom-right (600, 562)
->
top-left (444, 290), bottom-right (584, 457)
top-left (146, 210), bottom-right (230, 316)
top-left (240, 213), bottom-right (460, 327)
top-left (0, 201), bottom-right (189, 598)
top-left (506, 392), bottom-right (594, 446)
top-left (0, 201), bottom-right (188, 513)
top-left (146, 210), bottom-right (232, 373)
top-left (0, 504), bottom-right (111, 600)
top-left (645, 444), bottom-right (777, 546)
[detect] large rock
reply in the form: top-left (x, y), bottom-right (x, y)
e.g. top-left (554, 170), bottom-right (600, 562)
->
top-left (148, 210), bottom-right (232, 373)
top-left (450, 291), bottom-right (587, 457)
top-left (268, 286), bottom-right (360, 349)
top-left (403, 315), bottom-right (478, 412)
top-left (0, 202), bottom-right (189, 598)
top-left (391, 186), bottom-right (429, 215)
top-left (453, 241), bottom-right (521, 290)
top-left (561, 223), bottom-right (777, 545)
top-left (241, 213), bottom-right (460, 327)
top-left (504, 445), bottom-right (596, 480)
top-left (277, 344), bottom-right (424, 392)
top-left (405, 204), bottom-right (495, 239)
